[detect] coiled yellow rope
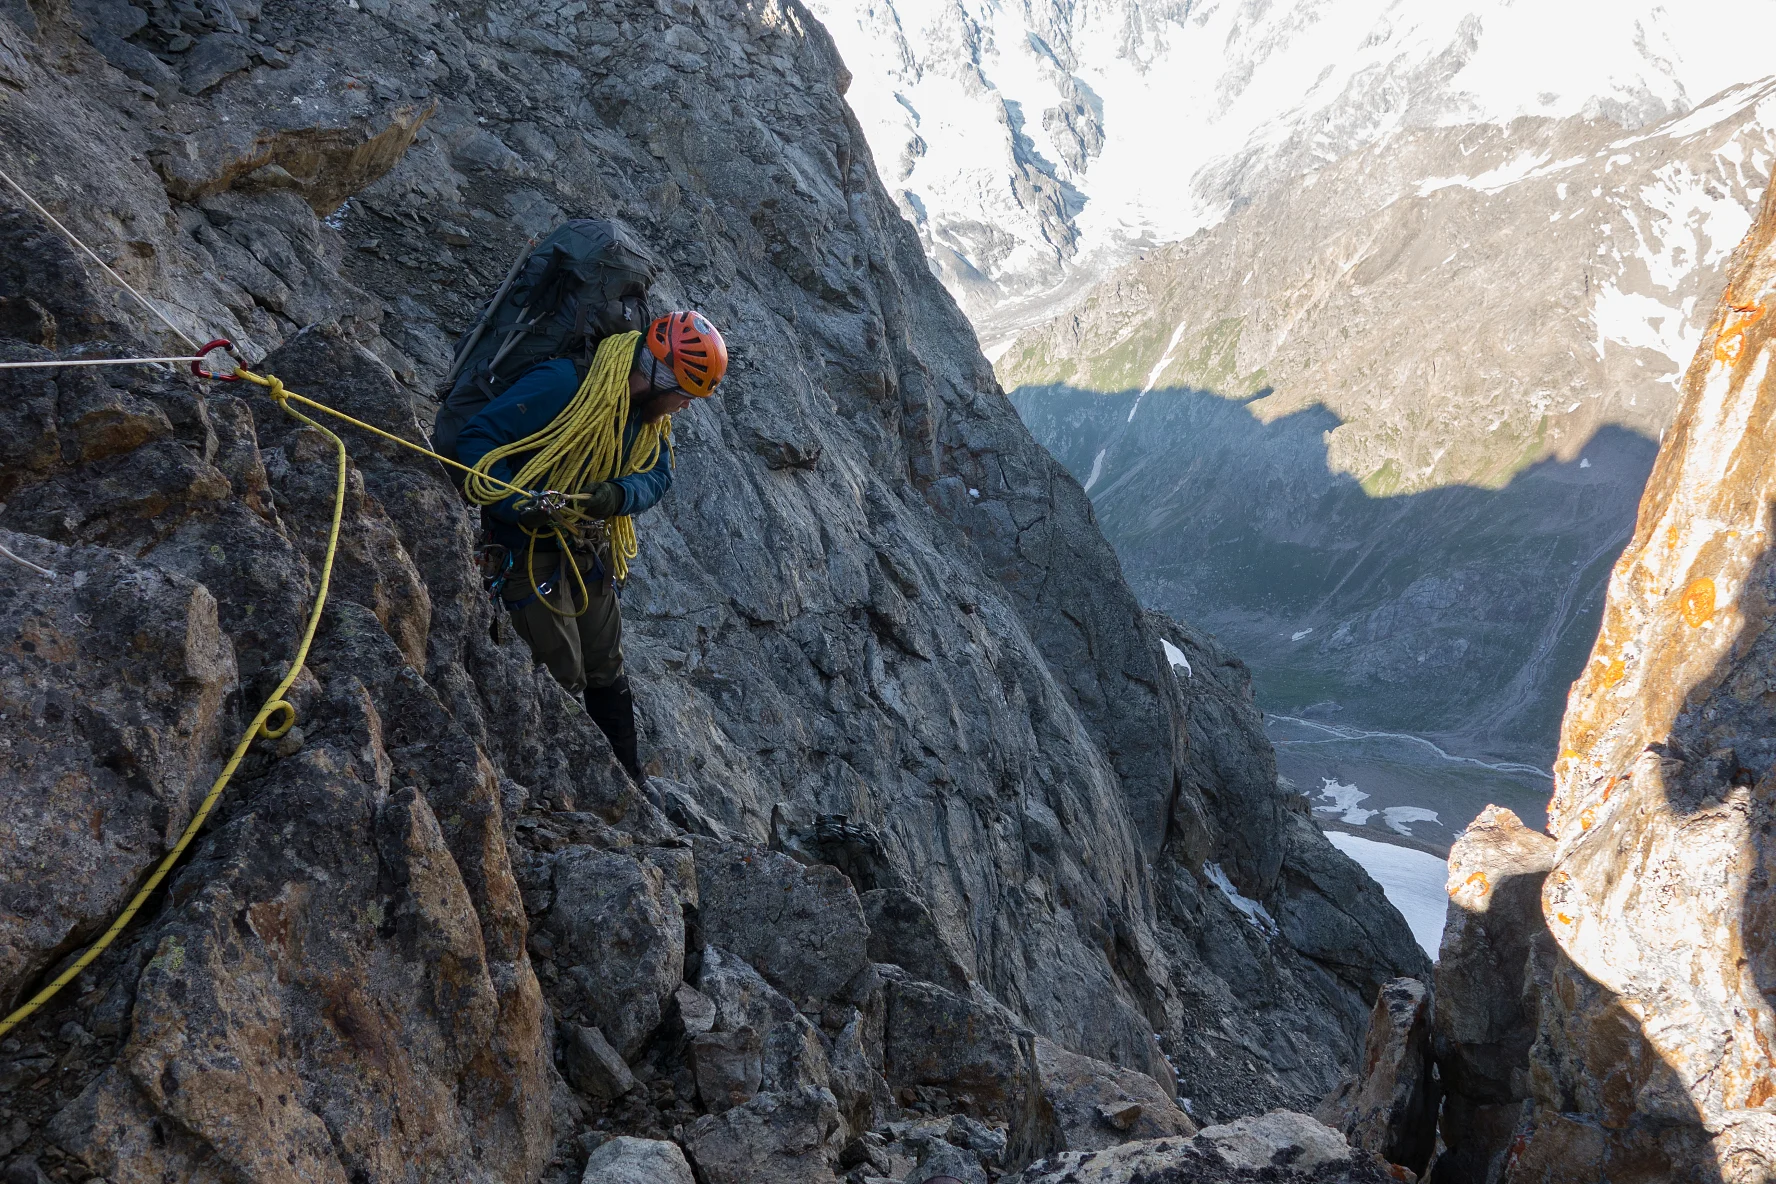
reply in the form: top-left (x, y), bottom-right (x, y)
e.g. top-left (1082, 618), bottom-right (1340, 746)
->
top-left (461, 331), bottom-right (669, 602)
top-left (0, 380), bottom-right (345, 1038)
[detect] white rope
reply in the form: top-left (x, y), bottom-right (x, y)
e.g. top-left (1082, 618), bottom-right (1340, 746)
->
top-left (0, 541), bottom-right (56, 579)
top-left (0, 355), bottom-right (207, 370)
top-left (0, 163), bottom-right (203, 350)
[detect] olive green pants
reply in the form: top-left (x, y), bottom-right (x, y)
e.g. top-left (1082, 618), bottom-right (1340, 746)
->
top-left (505, 547), bottom-right (623, 694)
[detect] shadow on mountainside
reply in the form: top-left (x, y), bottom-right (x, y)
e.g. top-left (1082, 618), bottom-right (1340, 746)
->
top-left (1009, 384), bottom-right (1658, 765)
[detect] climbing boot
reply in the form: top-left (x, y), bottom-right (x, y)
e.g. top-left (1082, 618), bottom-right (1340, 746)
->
top-left (584, 676), bottom-right (643, 783)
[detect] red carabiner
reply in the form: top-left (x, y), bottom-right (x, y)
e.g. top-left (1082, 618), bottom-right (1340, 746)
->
top-left (191, 339), bottom-right (241, 381)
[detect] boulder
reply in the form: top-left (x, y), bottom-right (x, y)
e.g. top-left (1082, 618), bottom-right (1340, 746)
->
top-left (1196, 1110), bottom-right (1352, 1171)
top-left (1430, 805), bottom-right (1554, 1182)
top-left (581, 1136), bottom-right (695, 1184)
top-left (905, 1137), bottom-right (989, 1183)
top-left (1316, 977), bottom-right (1438, 1176)
top-left (690, 1028), bottom-right (766, 1114)
top-left (860, 887), bottom-right (974, 994)
top-left (537, 847), bottom-right (686, 1059)
top-left (697, 946), bottom-right (834, 1095)
top-left (561, 1023), bottom-right (636, 1100)
top-left (1032, 1036), bottom-right (1197, 1152)
top-left (683, 1086), bottom-right (845, 1184)
top-left (1011, 1111), bottom-right (1388, 1183)
top-left (882, 976), bottom-right (1034, 1120)
top-left (692, 841), bottom-right (871, 1009)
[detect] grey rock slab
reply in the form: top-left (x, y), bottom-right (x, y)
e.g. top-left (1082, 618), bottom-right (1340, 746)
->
top-left (861, 887), bottom-right (973, 994)
top-left (180, 32), bottom-right (253, 93)
top-left (1010, 1118), bottom-right (1392, 1184)
top-left (539, 846), bottom-right (686, 1059)
top-left (692, 841), bottom-right (870, 1009)
top-left (1196, 1110), bottom-right (1350, 1170)
top-left (581, 1136), bottom-right (694, 1184)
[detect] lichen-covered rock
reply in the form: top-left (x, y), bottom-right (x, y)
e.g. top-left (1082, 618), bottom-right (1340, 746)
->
top-left (581, 1135), bottom-right (695, 1184)
top-left (1525, 164), bottom-right (1776, 1179)
top-left (1431, 805), bottom-right (1553, 1184)
top-left (0, 535), bottom-right (234, 1008)
top-left (1010, 1111), bottom-right (1389, 1184)
top-left (1316, 978), bottom-right (1437, 1177)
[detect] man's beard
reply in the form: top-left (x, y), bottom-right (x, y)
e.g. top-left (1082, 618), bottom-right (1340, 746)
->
top-left (632, 391), bottom-right (676, 424)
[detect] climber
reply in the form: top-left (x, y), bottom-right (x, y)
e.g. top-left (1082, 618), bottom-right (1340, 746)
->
top-left (454, 311), bottom-right (728, 783)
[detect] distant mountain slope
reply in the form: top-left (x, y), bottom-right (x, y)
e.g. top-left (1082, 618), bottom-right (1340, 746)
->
top-left (806, 0), bottom-right (1776, 336)
top-left (1004, 87), bottom-right (1776, 760)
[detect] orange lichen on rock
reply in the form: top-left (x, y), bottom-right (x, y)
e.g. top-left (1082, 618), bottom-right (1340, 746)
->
top-left (1681, 577), bottom-right (1717, 627)
top-left (1452, 871), bottom-right (1490, 899)
top-left (1603, 658), bottom-right (1626, 687)
top-left (1714, 299), bottom-right (1766, 367)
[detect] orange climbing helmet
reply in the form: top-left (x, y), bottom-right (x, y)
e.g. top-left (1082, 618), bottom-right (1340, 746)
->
top-left (645, 310), bottom-right (728, 397)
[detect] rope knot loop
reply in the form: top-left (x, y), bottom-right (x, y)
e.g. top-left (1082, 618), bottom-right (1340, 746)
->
top-left (258, 699), bottom-right (298, 740)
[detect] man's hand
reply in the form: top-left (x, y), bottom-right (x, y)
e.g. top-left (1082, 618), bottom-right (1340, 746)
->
top-left (580, 481), bottom-right (624, 519)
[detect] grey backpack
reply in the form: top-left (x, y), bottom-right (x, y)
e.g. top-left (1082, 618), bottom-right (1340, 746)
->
top-left (431, 217), bottom-right (660, 464)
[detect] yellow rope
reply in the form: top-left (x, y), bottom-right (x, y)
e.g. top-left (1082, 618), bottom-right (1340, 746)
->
top-left (461, 331), bottom-right (669, 601)
top-left (0, 382), bottom-right (346, 1039)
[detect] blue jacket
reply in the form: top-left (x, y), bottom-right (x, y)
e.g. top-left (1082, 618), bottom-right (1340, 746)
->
top-left (456, 359), bottom-right (674, 553)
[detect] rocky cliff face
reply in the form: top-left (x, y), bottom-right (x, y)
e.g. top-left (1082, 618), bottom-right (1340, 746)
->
top-left (1517, 162), bottom-right (1776, 1181)
top-left (0, 1), bottom-right (1424, 1180)
top-left (1002, 89), bottom-right (1776, 769)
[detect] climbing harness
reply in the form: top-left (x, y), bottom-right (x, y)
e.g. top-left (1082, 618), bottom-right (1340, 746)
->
top-left (461, 329), bottom-right (671, 603)
top-left (0, 165), bottom-right (582, 1038)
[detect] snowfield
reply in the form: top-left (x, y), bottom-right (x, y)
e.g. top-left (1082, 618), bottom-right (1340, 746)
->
top-left (1325, 831), bottom-right (1451, 959)
top-left (806, 0), bottom-right (1776, 324)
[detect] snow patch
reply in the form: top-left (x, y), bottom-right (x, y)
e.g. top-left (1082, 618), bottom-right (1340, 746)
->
top-left (1382, 806), bottom-right (1440, 837)
top-left (1313, 777), bottom-right (1376, 825)
top-left (1161, 638), bottom-right (1193, 679)
top-left (1324, 831), bottom-right (1449, 958)
top-left (1128, 319), bottom-right (1191, 422)
top-left (1291, 628), bottom-right (1314, 641)
top-left (1203, 861), bottom-right (1277, 935)
top-left (1083, 448), bottom-right (1108, 493)
top-left (1592, 283), bottom-right (1700, 384)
